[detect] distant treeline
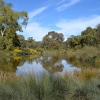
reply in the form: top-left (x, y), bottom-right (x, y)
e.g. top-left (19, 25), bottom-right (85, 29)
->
top-left (0, 0), bottom-right (100, 51)
top-left (66, 25), bottom-right (100, 49)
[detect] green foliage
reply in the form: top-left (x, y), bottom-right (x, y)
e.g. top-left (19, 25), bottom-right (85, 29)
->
top-left (21, 48), bottom-right (30, 52)
top-left (0, 0), bottom-right (28, 50)
top-left (77, 46), bottom-right (98, 62)
top-left (17, 34), bottom-right (25, 47)
top-left (0, 28), bottom-right (20, 49)
top-left (36, 48), bottom-right (44, 54)
top-left (19, 37), bottom-right (39, 49)
top-left (65, 26), bottom-right (97, 49)
top-left (65, 25), bottom-right (100, 63)
top-left (0, 36), bottom-right (4, 49)
top-left (42, 31), bottom-right (64, 50)
top-left (74, 68), bottom-right (100, 81)
top-left (0, 72), bottom-right (100, 100)
top-left (0, 73), bottom-right (68, 100)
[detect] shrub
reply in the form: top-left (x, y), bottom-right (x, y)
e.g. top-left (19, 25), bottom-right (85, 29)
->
top-left (77, 46), bottom-right (98, 62)
top-left (30, 49), bottom-right (37, 53)
top-left (13, 49), bottom-right (22, 53)
top-left (74, 68), bottom-right (100, 81)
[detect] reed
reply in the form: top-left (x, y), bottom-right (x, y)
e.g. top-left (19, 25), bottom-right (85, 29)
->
top-left (0, 72), bottom-right (100, 100)
top-left (0, 73), bottom-right (68, 100)
top-left (74, 68), bottom-right (100, 81)
top-left (76, 46), bottom-right (98, 62)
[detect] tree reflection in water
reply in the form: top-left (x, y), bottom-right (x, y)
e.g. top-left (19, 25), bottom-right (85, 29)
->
top-left (0, 55), bottom-right (89, 75)
top-left (39, 56), bottom-right (64, 73)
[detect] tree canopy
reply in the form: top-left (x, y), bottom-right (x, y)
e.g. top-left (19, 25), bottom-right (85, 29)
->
top-left (0, 0), bottom-right (28, 49)
top-left (42, 31), bottom-right (64, 50)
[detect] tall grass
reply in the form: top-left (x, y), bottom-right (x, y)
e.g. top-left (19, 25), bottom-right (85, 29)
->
top-left (74, 68), bottom-right (100, 81)
top-left (76, 46), bottom-right (98, 62)
top-left (42, 50), bottom-right (58, 56)
top-left (0, 72), bottom-right (100, 100)
top-left (0, 73), bottom-right (68, 100)
top-left (63, 68), bottom-right (100, 100)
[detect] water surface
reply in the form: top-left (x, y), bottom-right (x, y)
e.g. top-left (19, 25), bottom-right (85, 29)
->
top-left (1, 54), bottom-right (95, 76)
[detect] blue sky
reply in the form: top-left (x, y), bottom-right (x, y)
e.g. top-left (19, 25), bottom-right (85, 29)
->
top-left (5, 0), bottom-right (100, 41)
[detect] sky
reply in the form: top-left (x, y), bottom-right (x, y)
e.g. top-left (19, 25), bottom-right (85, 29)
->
top-left (5, 0), bottom-right (100, 41)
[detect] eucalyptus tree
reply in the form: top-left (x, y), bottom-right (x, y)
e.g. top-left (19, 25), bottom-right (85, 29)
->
top-left (47, 31), bottom-right (64, 43)
top-left (0, 1), bottom-right (28, 37)
top-left (27, 37), bottom-right (36, 48)
top-left (81, 27), bottom-right (96, 46)
top-left (0, 0), bottom-right (28, 49)
top-left (42, 35), bottom-right (53, 49)
top-left (42, 31), bottom-right (64, 50)
top-left (95, 24), bottom-right (100, 45)
top-left (17, 34), bottom-right (25, 47)
top-left (65, 27), bottom-right (97, 49)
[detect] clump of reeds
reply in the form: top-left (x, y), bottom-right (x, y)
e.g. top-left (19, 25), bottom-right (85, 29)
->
top-left (74, 68), bottom-right (100, 81)
top-left (64, 68), bottom-right (100, 82)
top-left (0, 72), bottom-right (17, 83)
top-left (0, 73), bottom-right (68, 100)
top-left (63, 71), bottom-right (100, 100)
top-left (68, 79), bottom-right (100, 100)
top-left (0, 71), bottom-right (100, 100)
top-left (76, 46), bottom-right (98, 62)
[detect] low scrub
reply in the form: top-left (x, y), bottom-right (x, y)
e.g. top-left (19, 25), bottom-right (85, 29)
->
top-left (0, 72), bottom-right (100, 100)
top-left (77, 46), bottom-right (98, 62)
top-left (74, 68), bottom-right (100, 81)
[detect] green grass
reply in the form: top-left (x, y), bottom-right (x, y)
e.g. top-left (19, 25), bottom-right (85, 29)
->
top-left (0, 73), bottom-right (68, 100)
top-left (76, 46), bottom-right (98, 62)
top-left (42, 50), bottom-right (58, 56)
top-left (0, 72), bottom-right (100, 100)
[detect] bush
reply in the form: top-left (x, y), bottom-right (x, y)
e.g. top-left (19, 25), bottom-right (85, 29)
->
top-left (13, 49), bottom-right (22, 53)
top-left (77, 46), bottom-right (98, 62)
top-left (36, 48), bottom-right (44, 54)
top-left (30, 49), bottom-right (37, 54)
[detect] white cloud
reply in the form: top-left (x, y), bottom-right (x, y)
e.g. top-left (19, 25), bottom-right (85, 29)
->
top-left (23, 22), bottom-right (51, 41)
top-left (29, 6), bottom-right (48, 20)
top-left (56, 0), bottom-right (81, 11)
top-left (21, 15), bottom-right (100, 41)
top-left (55, 15), bottom-right (100, 39)
top-left (56, 0), bottom-right (66, 5)
top-left (20, 6), bottom-right (50, 41)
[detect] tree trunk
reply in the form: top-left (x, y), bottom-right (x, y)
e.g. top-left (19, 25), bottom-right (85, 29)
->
top-left (1, 29), bottom-right (6, 37)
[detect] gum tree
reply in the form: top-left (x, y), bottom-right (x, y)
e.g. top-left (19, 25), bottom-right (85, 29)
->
top-left (0, 0), bottom-right (28, 49)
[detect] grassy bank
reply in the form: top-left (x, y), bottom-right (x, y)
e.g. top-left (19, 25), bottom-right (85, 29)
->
top-left (67, 46), bottom-right (100, 64)
top-left (0, 71), bottom-right (100, 100)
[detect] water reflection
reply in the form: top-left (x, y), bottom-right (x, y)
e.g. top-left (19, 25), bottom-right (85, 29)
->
top-left (16, 55), bottom-right (81, 76)
top-left (0, 55), bottom-right (83, 75)
top-left (39, 56), bottom-right (64, 73)
top-left (65, 54), bottom-right (98, 68)
top-left (16, 61), bottom-right (47, 76)
top-left (0, 57), bottom-right (20, 72)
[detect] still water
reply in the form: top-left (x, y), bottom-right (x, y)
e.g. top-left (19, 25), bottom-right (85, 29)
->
top-left (0, 54), bottom-right (96, 76)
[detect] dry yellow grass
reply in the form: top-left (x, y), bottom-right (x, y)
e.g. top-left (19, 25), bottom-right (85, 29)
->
top-left (0, 72), bottom-right (18, 83)
top-left (64, 68), bottom-right (100, 81)
top-left (75, 68), bottom-right (100, 81)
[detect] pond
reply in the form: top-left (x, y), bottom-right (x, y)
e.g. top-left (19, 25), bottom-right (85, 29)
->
top-left (0, 54), bottom-right (98, 76)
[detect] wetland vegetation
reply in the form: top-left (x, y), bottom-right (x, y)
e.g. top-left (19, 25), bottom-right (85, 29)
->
top-left (0, 0), bottom-right (100, 100)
